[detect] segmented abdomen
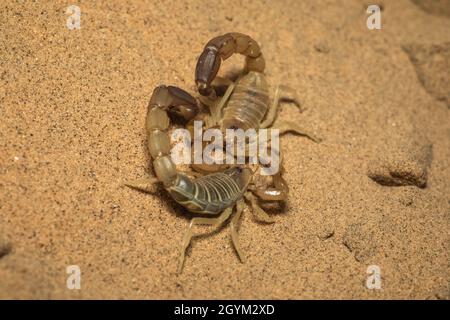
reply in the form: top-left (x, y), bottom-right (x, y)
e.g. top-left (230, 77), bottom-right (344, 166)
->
top-left (168, 168), bottom-right (250, 214)
top-left (222, 71), bottom-right (270, 131)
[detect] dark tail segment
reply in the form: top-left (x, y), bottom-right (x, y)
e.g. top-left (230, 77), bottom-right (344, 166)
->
top-left (195, 33), bottom-right (266, 96)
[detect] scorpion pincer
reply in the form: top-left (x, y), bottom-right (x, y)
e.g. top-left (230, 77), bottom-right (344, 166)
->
top-left (127, 33), bottom-right (320, 273)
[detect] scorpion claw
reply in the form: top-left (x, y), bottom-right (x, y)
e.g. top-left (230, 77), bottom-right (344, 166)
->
top-left (195, 47), bottom-right (221, 96)
top-left (196, 81), bottom-right (212, 96)
top-left (195, 33), bottom-right (265, 96)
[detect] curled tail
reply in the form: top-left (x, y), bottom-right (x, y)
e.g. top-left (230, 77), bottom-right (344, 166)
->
top-left (195, 33), bottom-right (266, 96)
top-left (146, 85), bottom-right (253, 214)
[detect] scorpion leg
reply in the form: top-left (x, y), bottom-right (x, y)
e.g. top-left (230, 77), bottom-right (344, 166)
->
top-left (261, 85), bottom-right (303, 129)
top-left (244, 192), bottom-right (275, 224)
top-left (123, 176), bottom-right (159, 193)
top-left (210, 81), bottom-right (236, 127)
top-left (211, 76), bottom-right (234, 96)
top-left (178, 206), bottom-right (234, 273)
top-left (198, 76), bottom-right (234, 117)
top-left (149, 85), bottom-right (199, 121)
top-left (260, 85), bottom-right (281, 129)
top-left (230, 199), bottom-right (246, 262)
top-left (195, 33), bottom-right (265, 96)
top-left (200, 81), bottom-right (236, 129)
top-left (277, 85), bottom-right (305, 112)
top-left (272, 120), bottom-right (322, 143)
top-left (189, 82), bottom-right (236, 174)
top-left (252, 164), bottom-right (289, 201)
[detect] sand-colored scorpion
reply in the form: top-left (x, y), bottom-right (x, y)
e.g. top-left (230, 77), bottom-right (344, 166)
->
top-left (126, 32), bottom-right (320, 273)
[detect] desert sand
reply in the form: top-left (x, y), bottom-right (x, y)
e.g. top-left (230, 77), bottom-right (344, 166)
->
top-left (0, 0), bottom-right (449, 299)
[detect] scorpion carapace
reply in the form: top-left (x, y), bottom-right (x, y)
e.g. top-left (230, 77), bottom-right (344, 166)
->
top-left (126, 33), bottom-right (321, 273)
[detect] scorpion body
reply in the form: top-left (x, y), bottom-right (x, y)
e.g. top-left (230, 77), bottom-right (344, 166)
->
top-left (146, 88), bottom-right (253, 215)
top-left (127, 32), bottom-right (320, 273)
top-left (222, 72), bottom-right (270, 131)
top-left (147, 32), bottom-right (270, 217)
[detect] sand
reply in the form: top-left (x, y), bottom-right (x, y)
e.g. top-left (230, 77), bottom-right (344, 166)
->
top-left (0, 0), bottom-right (449, 299)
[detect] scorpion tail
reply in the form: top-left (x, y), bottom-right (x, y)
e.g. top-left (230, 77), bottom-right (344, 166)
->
top-left (195, 32), bottom-right (266, 96)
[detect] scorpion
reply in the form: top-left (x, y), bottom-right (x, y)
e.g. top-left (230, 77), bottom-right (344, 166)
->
top-left (126, 33), bottom-right (320, 273)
